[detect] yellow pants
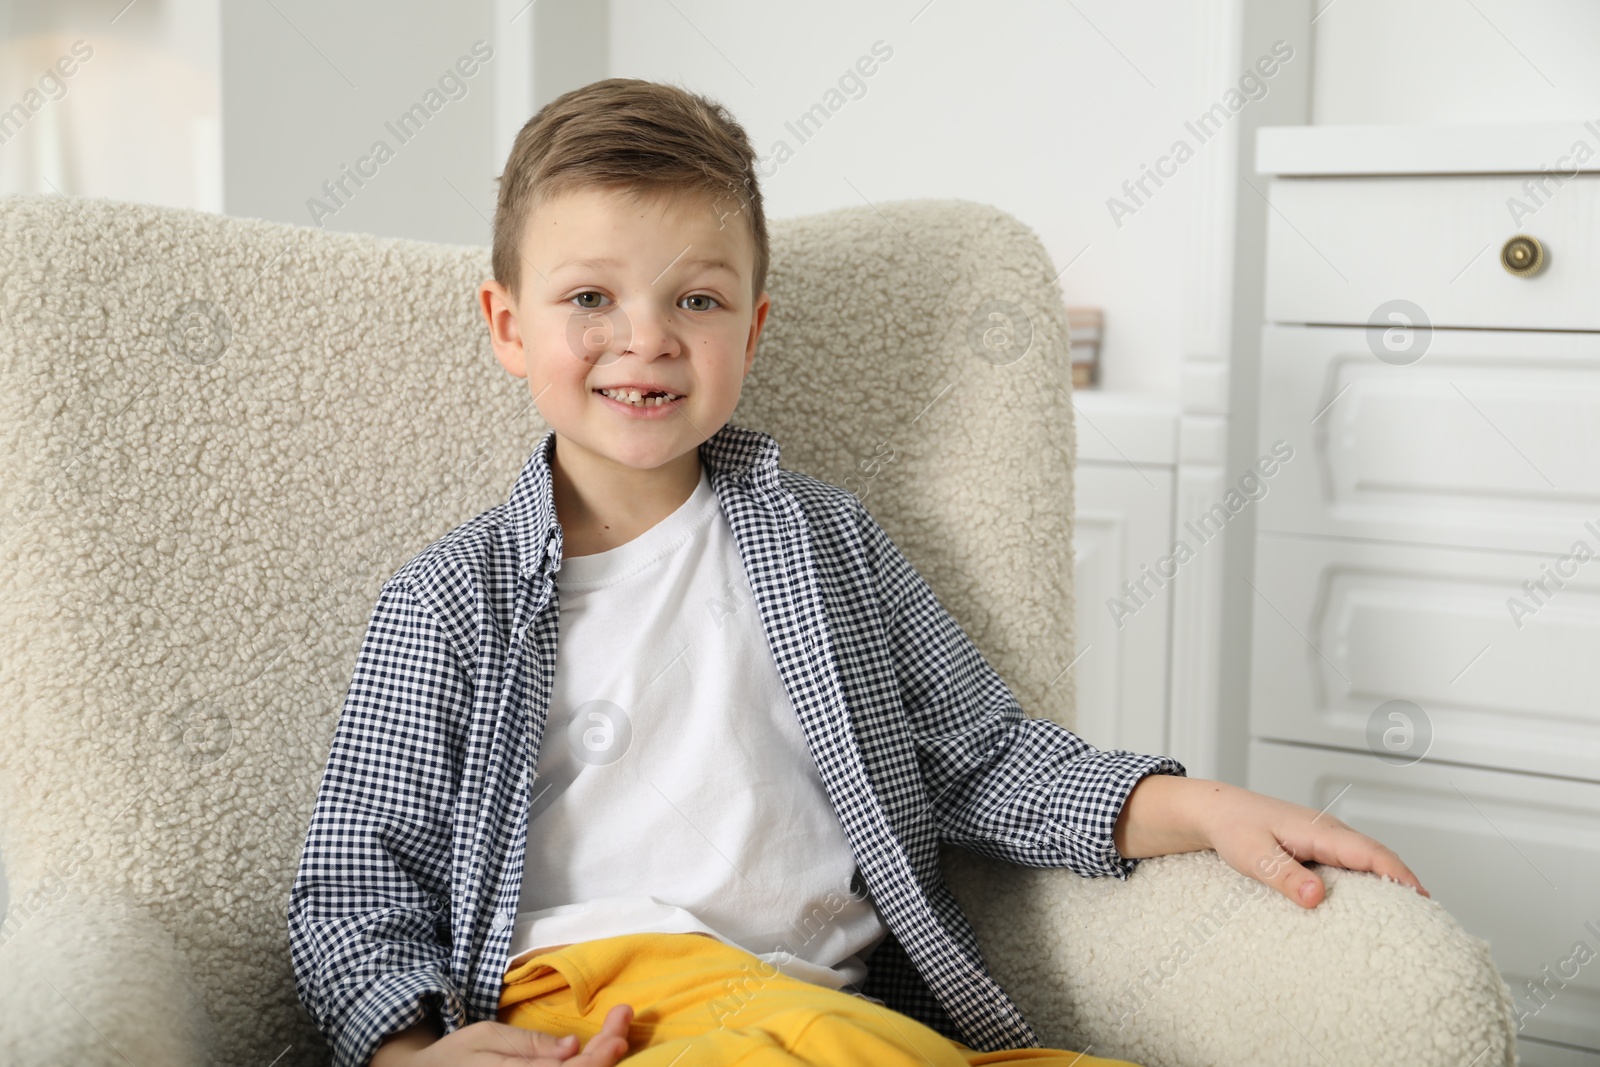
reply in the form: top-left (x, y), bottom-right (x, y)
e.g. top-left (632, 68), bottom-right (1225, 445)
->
top-left (498, 931), bottom-right (1140, 1065)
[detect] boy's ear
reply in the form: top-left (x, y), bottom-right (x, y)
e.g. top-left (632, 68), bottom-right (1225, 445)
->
top-left (744, 290), bottom-right (771, 376)
top-left (480, 279), bottom-right (527, 379)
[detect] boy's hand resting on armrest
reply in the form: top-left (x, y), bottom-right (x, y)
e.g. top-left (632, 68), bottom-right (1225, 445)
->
top-left (1112, 775), bottom-right (1431, 909)
top-left (370, 1003), bottom-right (634, 1066)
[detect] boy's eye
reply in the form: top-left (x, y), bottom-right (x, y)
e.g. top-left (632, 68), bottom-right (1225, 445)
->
top-left (572, 291), bottom-right (607, 310)
top-left (682, 294), bottom-right (720, 312)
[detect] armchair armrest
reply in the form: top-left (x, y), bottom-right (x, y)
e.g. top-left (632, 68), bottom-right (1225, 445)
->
top-left (945, 847), bottom-right (1518, 1067)
top-left (0, 881), bottom-right (218, 1067)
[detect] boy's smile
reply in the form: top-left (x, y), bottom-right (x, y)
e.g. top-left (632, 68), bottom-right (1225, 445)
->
top-left (480, 184), bottom-right (771, 550)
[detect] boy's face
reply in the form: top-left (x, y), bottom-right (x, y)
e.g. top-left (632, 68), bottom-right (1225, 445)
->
top-left (480, 185), bottom-right (770, 484)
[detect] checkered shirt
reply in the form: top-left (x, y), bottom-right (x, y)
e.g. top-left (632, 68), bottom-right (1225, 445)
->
top-left (286, 422), bottom-right (1187, 1067)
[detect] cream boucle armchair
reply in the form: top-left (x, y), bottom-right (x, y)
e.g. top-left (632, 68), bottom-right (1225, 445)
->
top-left (0, 193), bottom-right (1517, 1066)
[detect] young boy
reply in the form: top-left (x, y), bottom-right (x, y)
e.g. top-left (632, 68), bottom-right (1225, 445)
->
top-left (287, 78), bottom-right (1429, 1067)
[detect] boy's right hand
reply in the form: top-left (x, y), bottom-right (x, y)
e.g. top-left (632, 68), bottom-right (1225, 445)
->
top-left (373, 1003), bottom-right (635, 1066)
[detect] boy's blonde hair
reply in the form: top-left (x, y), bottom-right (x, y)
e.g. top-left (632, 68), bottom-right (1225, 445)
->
top-left (492, 78), bottom-right (769, 307)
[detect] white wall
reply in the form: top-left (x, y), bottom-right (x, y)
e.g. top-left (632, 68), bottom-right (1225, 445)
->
top-left (609, 0), bottom-right (1206, 397)
top-left (220, 0), bottom-right (501, 245)
top-left (1311, 0), bottom-right (1600, 125)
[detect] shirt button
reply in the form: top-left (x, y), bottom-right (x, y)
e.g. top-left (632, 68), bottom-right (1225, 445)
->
top-left (490, 911), bottom-right (510, 933)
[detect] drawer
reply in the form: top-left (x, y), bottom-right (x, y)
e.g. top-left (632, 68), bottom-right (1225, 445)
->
top-left (1247, 739), bottom-right (1600, 1055)
top-left (1248, 532), bottom-right (1600, 783)
top-left (1256, 324), bottom-right (1600, 556)
top-left (1265, 174), bottom-right (1600, 330)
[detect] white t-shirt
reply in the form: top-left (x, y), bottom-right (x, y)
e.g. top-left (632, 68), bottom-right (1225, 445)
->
top-left (508, 464), bottom-right (889, 991)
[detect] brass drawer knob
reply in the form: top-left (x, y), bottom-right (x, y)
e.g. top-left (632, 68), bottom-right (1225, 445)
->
top-left (1500, 234), bottom-right (1545, 277)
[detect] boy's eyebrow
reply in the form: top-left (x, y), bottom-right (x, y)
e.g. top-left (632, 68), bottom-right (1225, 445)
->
top-left (550, 255), bottom-right (739, 278)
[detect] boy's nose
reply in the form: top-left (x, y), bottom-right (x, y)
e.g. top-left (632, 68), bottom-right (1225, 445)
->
top-left (617, 305), bottom-right (683, 360)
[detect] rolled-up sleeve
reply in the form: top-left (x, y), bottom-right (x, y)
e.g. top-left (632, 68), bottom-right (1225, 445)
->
top-left (850, 496), bottom-right (1187, 879)
top-left (287, 576), bottom-right (475, 1067)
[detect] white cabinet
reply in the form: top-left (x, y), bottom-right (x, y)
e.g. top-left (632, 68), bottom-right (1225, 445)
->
top-left (1072, 391), bottom-right (1179, 762)
top-left (1250, 123), bottom-right (1600, 1065)
top-left (1074, 462), bottom-right (1174, 758)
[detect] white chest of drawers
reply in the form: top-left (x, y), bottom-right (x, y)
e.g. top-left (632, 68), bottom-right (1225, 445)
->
top-left (1248, 123), bottom-right (1600, 1066)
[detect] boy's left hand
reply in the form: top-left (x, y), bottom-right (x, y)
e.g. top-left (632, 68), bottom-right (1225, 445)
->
top-left (1201, 782), bottom-right (1430, 908)
top-left (1114, 776), bottom-right (1432, 909)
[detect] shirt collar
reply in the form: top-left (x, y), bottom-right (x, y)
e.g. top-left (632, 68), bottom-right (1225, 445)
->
top-left (506, 421), bottom-right (783, 582)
